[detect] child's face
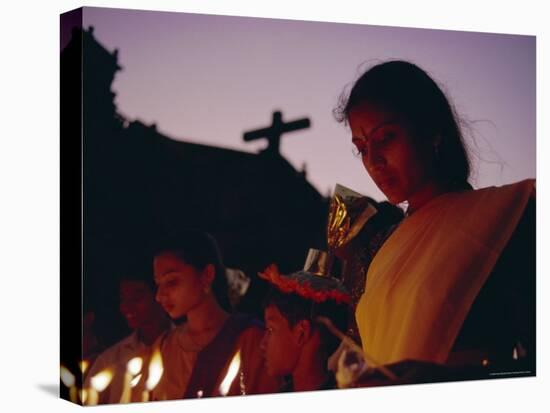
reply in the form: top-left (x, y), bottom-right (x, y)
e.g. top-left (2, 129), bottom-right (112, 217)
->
top-left (261, 305), bottom-right (301, 377)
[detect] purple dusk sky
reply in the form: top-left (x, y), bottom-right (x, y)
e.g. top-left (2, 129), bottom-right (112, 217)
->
top-left (76, 6), bottom-right (535, 200)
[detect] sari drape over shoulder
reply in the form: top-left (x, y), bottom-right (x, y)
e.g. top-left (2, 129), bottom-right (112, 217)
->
top-left (355, 179), bottom-right (535, 365)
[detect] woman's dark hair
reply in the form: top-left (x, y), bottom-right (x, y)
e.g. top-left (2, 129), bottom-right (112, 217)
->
top-left (334, 60), bottom-right (472, 191)
top-left (154, 230), bottom-right (232, 312)
top-left (263, 288), bottom-right (348, 357)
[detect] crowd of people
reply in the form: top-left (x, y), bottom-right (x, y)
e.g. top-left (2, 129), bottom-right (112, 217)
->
top-left (79, 60), bottom-right (535, 404)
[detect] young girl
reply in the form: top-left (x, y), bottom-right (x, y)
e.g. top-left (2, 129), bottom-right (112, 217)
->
top-left (150, 230), bottom-right (280, 399)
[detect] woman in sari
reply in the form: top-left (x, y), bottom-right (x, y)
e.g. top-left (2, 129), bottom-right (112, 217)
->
top-left (150, 230), bottom-right (280, 399)
top-left (334, 60), bottom-right (535, 384)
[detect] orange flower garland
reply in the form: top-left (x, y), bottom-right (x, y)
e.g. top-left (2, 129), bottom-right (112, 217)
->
top-left (259, 264), bottom-right (351, 304)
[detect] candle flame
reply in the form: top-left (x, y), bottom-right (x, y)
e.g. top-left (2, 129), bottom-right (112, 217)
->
top-left (219, 349), bottom-right (241, 396)
top-left (131, 373), bottom-right (143, 388)
top-left (127, 356), bottom-right (143, 376)
top-left (80, 389), bottom-right (88, 404)
top-left (513, 347), bottom-right (518, 360)
top-left (60, 365), bottom-right (75, 388)
top-left (146, 348), bottom-right (164, 391)
top-left (90, 369), bottom-right (113, 392)
top-left (79, 360), bottom-right (89, 375)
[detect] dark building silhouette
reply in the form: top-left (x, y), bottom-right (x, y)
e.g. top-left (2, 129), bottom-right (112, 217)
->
top-left (61, 25), bottom-right (329, 349)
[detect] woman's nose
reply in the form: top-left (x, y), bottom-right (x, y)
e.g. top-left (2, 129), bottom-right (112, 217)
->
top-left (155, 287), bottom-right (164, 303)
top-left (365, 142), bottom-right (385, 171)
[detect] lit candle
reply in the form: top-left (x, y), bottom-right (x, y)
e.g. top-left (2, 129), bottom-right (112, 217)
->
top-left (218, 350), bottom-right (241, 396)
top-left (80, 389), bottom-right (88, 404)
top-left (142, 348), bottom-right (163, 402)
top-left (87, 369), bottom-right (113, 405)
top-left (239, 370), bottom-right (246, 395)
top-left (131, 373), bottom-right (143, 388)
top-left (78, 359), bottom-right (89, 404)
top-left (120, 373), bottom-right (132, 403)
top-left (60, 365), bottom-right (77, 403)
top-left (79, 360), bottom-right (89, 376)
top-left (119, 357), bottom-right (143, 404)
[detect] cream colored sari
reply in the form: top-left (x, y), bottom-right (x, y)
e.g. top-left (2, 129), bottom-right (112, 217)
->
top-left (355, 179), bottom-right (535, 365)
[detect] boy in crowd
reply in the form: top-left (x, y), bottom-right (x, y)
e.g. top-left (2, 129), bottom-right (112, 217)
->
top-left (259, 264), bottom-right (350, 392)
top-left (83, 263), bottom-right (172, 404)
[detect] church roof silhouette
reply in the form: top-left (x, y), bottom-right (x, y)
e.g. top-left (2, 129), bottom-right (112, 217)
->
top-left (62, 25), bottom-right (329, 344)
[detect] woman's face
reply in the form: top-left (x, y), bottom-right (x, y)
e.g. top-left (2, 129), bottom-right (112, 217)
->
top-left (153, 252), bottom-right (209, 320)
top-left (348, 102), bottom-right (437, 206)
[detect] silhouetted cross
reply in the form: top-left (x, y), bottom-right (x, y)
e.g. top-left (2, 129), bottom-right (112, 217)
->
top-left (243, 111), bottom-right (311, 155)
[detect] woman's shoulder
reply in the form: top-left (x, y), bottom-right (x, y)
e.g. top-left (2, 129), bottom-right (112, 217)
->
top-left (450, 180), bottom-right (535, 365)
top-left (467, 179), bottom-right (535, 203)
top-left (153, 324), bottom-right (183, 350)
top-left (422, 178), bottom-right (535, 225)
